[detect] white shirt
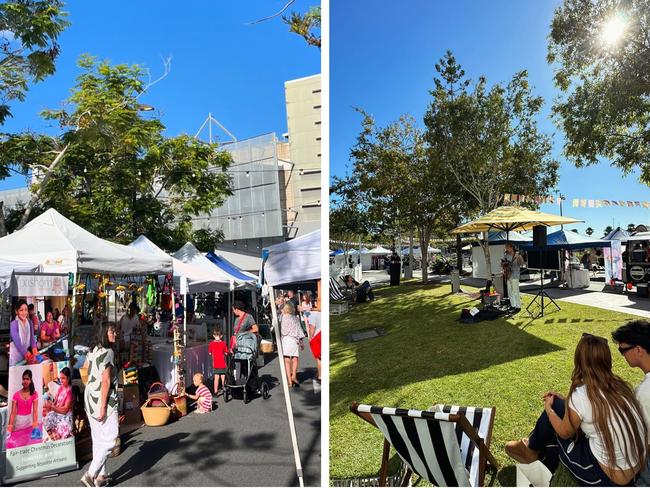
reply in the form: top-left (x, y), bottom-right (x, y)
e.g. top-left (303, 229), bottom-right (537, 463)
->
top-left (120, 313), bottom-right (140, 340)
top-left (307, 311), bottom-right (321, 336)
top-left (635, 373), bottom-right (650, 440)
top-left (569, 384), bottom-right (643, 469)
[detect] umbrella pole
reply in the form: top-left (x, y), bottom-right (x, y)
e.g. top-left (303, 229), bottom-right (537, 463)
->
top-left (269, 285), bottom-right (305, 487)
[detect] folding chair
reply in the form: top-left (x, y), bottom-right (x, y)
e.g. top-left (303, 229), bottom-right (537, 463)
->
top-left (330, 277), bottom-right (346, 301)
top-left (350, 402), bottom-right (498, 487)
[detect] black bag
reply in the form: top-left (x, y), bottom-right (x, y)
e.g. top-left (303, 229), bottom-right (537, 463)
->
top-left (460, 308), bottom-right (477, 324)
top-left (355, 287), bottom-right (368, 303)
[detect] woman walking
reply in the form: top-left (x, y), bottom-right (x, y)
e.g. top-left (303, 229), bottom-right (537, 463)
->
top-left (280, 302), bottom-right (305, 387)
top-left (506, 333), bottom-right (647, 485)
top-left (81, 322), bottom-right (119, 487)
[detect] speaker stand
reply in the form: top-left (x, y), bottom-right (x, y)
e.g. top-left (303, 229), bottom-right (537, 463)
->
top-left (526, 267), bottom-right (561, 318)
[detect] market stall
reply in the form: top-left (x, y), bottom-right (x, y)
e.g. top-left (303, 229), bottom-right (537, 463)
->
top-left (261, 229), bottom-right (321, 488)
top-left (471, 231), bottom-right (532, 278)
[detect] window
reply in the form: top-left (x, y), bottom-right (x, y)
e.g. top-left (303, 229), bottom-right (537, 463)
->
top-left (314, 121), bottom-right (321, 125)
top-left (312, 89), bottom-right (321, 94)
top-left (316, 137), bottom-right (321, 141)
top-left (313, 105), bottom-right (321, 109)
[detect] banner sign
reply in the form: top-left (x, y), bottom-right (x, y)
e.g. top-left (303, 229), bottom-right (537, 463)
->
top-left (604, 240), bottom-right (623, 282)
top-left (502, 193), bottom-right (650, 209)
top-left (4, 275), bottom-right (77, 484)
top-left (11, 273), bottom-right (69, 297)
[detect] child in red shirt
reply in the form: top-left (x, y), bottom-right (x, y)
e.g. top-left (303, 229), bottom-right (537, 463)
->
top-left (208, 328), bottom-right (228, 395)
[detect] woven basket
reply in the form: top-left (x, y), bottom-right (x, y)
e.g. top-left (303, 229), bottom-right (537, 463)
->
top-left (170, 383), bottom-right (187, 417)
top-left (141, 398), bottom-right (171, 427)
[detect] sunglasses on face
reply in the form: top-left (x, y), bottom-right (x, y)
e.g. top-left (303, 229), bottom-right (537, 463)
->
top-left (618, 345), bottom-right (636, 355)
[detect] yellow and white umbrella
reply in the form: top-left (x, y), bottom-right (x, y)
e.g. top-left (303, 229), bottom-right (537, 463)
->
top-left (450, 206), bottom-right (582, 235)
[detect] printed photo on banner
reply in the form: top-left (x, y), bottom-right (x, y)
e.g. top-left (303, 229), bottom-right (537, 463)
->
top-left (6, 364), bottom-right (43, 449)
top-left (42, 361), bottom-right (73, 442)
top-left (10, 297), bottom-right (71, 367)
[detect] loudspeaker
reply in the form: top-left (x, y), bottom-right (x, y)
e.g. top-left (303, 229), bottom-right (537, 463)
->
top-left (533, 225), bottom-right (547, 247)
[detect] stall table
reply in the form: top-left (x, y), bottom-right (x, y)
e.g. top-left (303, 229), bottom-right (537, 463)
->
top-left (566, 268), bottom-right (590, 289)
top-left (150, 339), bottom-right (212, 392)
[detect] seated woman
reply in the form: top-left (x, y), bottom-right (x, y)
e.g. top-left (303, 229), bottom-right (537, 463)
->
top-left (43, 367), bottom-right (73, 441)
top-left (344, 275), bottom-right (375, 301)
top-left (506, 333), bottom-right (647, 486)
top-left (40, 311), bottom-right (61, 349)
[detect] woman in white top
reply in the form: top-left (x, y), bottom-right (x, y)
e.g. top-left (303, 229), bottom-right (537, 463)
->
top-left (506, 333), bottom-right (647, 486)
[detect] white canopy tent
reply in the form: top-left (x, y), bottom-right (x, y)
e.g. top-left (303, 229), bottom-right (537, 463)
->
top-left (0, 209), bottom-right (172, 275)
top-left (173, 242), bottom-right (245, 289)
top-left (368, 245), bottom-right (392, 255)
top-left (260, 228), bottom-right (321, 487)
top-left (129, 235), bottom-right (232, 293)
top-left (0, 258), bottom-right (41, 294)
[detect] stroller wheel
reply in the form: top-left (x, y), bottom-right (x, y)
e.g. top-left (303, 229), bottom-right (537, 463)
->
top-left (243, 388), bottom-right (249, 404)
top-left (261, 381), bottom-right (270, 400)
top-left (224, 388), bottom-right (231, 403)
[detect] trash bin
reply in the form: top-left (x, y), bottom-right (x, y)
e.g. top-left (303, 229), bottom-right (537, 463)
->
top-left (390, 262), bottom-right (401, 286)
top-left (451, 270), bottom-right (460, 293)
top-left (638, 283), bottom-right (649, 299)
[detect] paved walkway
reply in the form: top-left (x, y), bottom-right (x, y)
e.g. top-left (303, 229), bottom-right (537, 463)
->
top-left (9, 353), bottom-right (320, 487)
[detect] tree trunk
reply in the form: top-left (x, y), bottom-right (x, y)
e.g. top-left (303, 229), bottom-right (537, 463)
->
top-left (419, 228), bottom-right (431, 284)
top-left (18, 144), bottom-right (70, 230)
top-left (456, 234), bottom-right (462, 272)
top-left (480, 232), bottom-right (492, 280)
top-left (0, 201), bottom-right (6, 237)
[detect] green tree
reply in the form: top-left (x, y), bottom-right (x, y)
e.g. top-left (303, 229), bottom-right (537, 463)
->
top-left (0, 0), bottom-right (69, 125)
top-left (424, 52), bottom-right (559, 276)
top-left (627, 223), bottom-right (636, 233)
top-left (585, 226), bottom-right (594, 236)
top-left (548, 0), bottom-right (650, 183)
top-left (0, 56), bottom-right (233, 250)
top-left (345, 111), bottom-right (461, 283)
top-left (604, 225), bottom-right (614, 237)
top-left (283, 6), bottom-right (320, 49)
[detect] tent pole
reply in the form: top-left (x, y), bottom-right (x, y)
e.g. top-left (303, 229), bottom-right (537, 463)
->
top-left (70, 272), bottom-right (80, 350)
top-left (183, 293), bottom-right (187, 348)
top-left (269, 285), bottom-right (304, 487)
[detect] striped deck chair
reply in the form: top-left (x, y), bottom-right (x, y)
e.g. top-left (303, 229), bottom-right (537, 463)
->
top-left (330, 277), bottom-right (346, 301)
top-left (350, 402), bottom-right (498, 487)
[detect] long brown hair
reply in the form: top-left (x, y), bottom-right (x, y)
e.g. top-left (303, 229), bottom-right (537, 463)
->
top-left (568, 334), bottom-right (647, 471)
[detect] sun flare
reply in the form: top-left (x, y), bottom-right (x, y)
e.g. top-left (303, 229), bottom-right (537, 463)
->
top-left (601, 14), bottom-right (626, 47)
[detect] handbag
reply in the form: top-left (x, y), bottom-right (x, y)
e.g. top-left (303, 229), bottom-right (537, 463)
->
top-left (230, 313), bottom-right (248, 351)
top-left (147, 382), bottom-right (170, 407)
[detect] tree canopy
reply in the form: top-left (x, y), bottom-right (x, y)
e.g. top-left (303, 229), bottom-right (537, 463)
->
top-left (0, 56), bottom-right (233, 251)
top-left (548, 0), bottom-right (650, 183)
top-left (0, 0), bottom-right (69, 125)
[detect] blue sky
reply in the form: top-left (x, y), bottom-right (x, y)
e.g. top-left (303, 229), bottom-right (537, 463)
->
top-left (0, 0), bottom-right (319, 188)
top-left (331, 0), bottom-right (650, 237)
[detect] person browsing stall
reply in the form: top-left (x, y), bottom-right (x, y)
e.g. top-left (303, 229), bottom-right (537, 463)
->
top-left (503, 243), bottom-right (525, 313)
top-left (208, 328), bottom-right (228, 396)
top-left (119, 302), bottom-right (140, 348)
top-left (231, 301), bottom-right (257, 352)
top-left (612, 320), bottom-right (650, 486)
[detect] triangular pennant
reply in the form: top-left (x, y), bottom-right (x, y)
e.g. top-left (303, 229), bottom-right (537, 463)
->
top-left (588, 199), bottom-right (595, 208)
top-left (581, 199), bottom-right (587, 208)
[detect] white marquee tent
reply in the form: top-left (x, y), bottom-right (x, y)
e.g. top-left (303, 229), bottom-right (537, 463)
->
top-left (261, 229), bottom-right (320, 286)
top-left (0, 258), bottom-right (41, 294)
top-left (0, 209), bottom-right (172, 275)
top-left (173, 242), bottom-right (254, 289)
top-left (129, 235), bottom-right (231, 292)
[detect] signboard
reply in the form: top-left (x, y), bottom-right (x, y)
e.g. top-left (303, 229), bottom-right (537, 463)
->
top-left (604, 240), bottom-right (623, 282)
top-left (11, 273), bottom-right (69, 297)
top-left (4, 273), bottom-right (77, 484)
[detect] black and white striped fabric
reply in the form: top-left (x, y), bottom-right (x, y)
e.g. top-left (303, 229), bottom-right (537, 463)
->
top-left (330, 277), bottom-right (346, 300)
top-left (433, 404), bottom-right (494, 487)
top-left (357, 404), bottom-right (471, 487)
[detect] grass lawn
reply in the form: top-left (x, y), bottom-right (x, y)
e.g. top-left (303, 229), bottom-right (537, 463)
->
top-left (329, 280), bottom-right (645, 485)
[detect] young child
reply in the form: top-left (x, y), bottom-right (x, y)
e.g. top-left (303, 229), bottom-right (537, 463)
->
top-left (208, 328), bottom-right (228, 395)
top-left (187, 373), bottom-right (212, 414)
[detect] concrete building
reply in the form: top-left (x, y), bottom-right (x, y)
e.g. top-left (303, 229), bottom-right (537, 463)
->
top-left (283, 74), bottom-right (322, 237)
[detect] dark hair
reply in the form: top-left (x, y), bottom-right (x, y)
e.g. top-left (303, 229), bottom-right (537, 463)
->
top-left (15, 299), bottom-right (28, 315)
top-left (93, 322), bottom-right (117, 350)
top-left (213, 327), bottom-right (223, 337)
top-left (60, 367), bottom-right (71, 383)
top-left (22, 369), bottom-right (35, 395)
top-left (28, 303), bottom-right (34, 311)
top-left (128, 302), bottom-right (139, 312)
top-left (233, 300), bottom-right (246, 312)
top-left (612, 320), bottom-right (650, 353)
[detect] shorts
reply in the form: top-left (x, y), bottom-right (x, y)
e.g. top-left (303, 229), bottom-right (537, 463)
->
top-left (213, 367), bottom-right (227, 375)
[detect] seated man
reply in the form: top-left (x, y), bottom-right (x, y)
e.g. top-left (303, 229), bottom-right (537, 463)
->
top-left (612, 320), bottom-right (650, 486)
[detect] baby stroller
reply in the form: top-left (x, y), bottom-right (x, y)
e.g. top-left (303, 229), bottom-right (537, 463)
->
top-left (224, 332), bottom-right (270, 404)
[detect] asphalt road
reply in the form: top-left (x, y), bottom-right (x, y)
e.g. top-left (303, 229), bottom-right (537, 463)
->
top-left (11, 352), bottom-right (321, 487)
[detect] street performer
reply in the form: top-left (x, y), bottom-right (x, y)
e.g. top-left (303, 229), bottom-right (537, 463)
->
top-left (503, 242), bottom-right (525, 314)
